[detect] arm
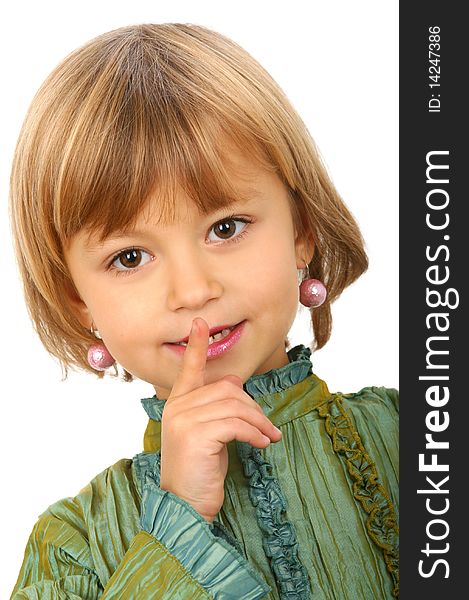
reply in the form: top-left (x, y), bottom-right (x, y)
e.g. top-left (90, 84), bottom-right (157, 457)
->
top-left (12, 480), bottom-right (270, 600)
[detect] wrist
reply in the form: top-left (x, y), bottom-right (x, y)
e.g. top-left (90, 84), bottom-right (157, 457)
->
top-left (161, 486), bottom-right (215, 523)
top-left (203, 515), bottom-right (215, 524)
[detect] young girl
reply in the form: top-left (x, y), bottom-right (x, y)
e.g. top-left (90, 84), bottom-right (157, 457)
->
top-left (9, 23), bottom-right (398, 599)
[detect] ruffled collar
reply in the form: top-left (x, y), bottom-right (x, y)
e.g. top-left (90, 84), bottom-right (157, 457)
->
top-left (243, 344), bottom-right (313, 398)
top-left (141, 344), bottom-right (329, 436)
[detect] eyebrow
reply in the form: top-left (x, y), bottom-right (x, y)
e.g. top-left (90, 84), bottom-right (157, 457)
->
top-left (82, 193), bottom-right (261, 252)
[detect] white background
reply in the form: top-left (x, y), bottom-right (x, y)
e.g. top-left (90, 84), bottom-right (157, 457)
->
top-left (0, 1), bottom-right (398, 594)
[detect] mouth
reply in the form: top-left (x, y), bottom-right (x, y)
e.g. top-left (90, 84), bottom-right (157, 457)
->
top-left (166, 320), bottom-right (247, 359)
top-left (174, 323), bottom-right (239, 346)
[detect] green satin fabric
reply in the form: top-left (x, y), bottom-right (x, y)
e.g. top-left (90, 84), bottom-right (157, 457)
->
top-left (11, 346), bottom-right (399, 599)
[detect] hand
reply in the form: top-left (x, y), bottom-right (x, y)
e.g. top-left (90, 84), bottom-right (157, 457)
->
top-left (159, 317), bottom-right (282, 523)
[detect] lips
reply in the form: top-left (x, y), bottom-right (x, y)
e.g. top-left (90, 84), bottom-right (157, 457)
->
top-left (165, 320), bottom-right (247, 359)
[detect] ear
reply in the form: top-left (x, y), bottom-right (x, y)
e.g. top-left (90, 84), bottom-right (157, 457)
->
top-left (63, 279), bottom-right (92, 330)
top-left (294, 230), bottom-right (315, 269)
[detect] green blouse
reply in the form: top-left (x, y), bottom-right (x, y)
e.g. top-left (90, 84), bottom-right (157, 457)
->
top-left (11, 345), bottom-right (399, 599)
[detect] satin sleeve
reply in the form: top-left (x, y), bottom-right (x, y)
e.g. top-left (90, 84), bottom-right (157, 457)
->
top-left (11, 478), bottom-right (270, 599)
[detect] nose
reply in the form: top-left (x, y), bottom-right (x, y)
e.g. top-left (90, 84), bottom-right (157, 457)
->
top-left (166, 254), bottom-right (223, 312)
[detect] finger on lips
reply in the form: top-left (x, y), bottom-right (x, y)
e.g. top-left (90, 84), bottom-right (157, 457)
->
top-left (170, 317), bottom-right (209, 398)
top-left (168, 316), bottom-right (281, 441)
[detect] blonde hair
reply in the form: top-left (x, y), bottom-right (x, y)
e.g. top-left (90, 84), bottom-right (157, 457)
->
top-left (10, 23), bottom-right (368, 379)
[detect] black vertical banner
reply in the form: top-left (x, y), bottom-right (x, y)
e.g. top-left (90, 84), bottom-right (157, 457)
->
top-left (400, 3), bottom-right (466, 598)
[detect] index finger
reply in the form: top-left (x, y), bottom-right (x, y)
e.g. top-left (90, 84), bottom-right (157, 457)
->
top-left (169, 317), bottom-right (209, 399)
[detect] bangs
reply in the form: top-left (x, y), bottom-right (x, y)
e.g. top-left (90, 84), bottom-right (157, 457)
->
top-left (48, 24), bottom-right (276, 244)
top-left (57, 114), bottom-right (272, 244)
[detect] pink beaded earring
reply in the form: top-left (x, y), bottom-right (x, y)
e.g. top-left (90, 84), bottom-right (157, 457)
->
top-left (87, 325), bottom-right (116, 371)
top-left (298, 262), bottom-right (327, 308)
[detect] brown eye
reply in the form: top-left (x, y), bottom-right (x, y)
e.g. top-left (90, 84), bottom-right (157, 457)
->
top-left (111, 248), bottom-right (152, 272)
top-left (208, 218), bottom-right (250, 242)
top-left (214, 220), bottom-right (237, 239)
top-left (120, 249), bottom-right (141, 267)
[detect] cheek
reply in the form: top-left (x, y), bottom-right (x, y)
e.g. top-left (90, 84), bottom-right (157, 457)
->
top-left (88, 291), bottom-right (148, 348)
top-left (245, 250), bottom-right (299, 312)
top-left (98, 320), bottom-right (149, 377)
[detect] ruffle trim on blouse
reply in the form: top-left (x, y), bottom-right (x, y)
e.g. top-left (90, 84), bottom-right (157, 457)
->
top-left (133, 451), bottom-right (271, 599)
top-left (243, 345), bottom-right (313, 399)
top-left (316, 394), bottom-right (400, 599)
top-left (141, 396), bottom-right (166, 422)
top-left (236, 441), bottom-right (311, 600)
top-left (133, 451), bottom-right (243, 553)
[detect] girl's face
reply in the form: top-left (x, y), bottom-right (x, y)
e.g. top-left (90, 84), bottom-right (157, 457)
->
top-left (65, 149), bottom-right (311, 398)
